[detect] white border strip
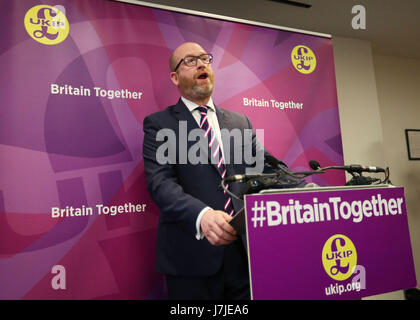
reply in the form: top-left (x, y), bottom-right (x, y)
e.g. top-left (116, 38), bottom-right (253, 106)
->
top-left (110, 0), bottom-right (331, 39)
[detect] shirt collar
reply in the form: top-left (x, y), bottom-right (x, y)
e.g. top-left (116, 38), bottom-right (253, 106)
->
top-left (181, 96), bottom-right (215, 113)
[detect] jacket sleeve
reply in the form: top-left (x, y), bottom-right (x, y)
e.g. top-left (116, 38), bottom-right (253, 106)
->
top-left (142, 115), bottom-right (208, 233)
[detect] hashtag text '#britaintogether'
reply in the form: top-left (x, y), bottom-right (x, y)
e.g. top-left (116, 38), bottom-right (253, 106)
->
top-left (251, 194), bottom-right (404, 228)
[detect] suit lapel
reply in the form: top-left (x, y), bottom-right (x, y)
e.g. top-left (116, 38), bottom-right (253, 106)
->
top-left (172, 99), bottom-right (202, 166)
top-left (215, 106), bottom-right (235, 173)
top-left (172, 98), bottom-right (198, 129)
top-left (215, 106), bottom-right (228, 130)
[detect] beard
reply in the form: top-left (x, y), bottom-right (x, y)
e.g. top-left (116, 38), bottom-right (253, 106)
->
top-left (178, 74), bottom-right (214, 101)
top-left (187, 82), bottom-right (214, 100)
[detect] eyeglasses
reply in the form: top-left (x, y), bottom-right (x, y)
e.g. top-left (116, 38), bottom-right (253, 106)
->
top-left (174, 53), bottom-right (213, 72)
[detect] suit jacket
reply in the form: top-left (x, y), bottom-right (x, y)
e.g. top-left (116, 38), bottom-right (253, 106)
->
top-left (143, 98), bottom-right (305, 276)
top-left (143, 98), bottom-right (263, 276)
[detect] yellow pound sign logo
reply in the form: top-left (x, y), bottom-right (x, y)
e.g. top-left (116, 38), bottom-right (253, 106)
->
top-left (291, 45), bottom-right (316, 74)
top-left (24, 5), bottom-right (69, 45)
top-left (322, 234), bottom-right (357, 281)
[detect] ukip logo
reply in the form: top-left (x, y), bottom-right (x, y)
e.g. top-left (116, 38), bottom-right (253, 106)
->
top-left (291, 45), bottom-right (316, 74)
top-left (24, 5), bottom-right (69, 45)
top-left (322, 234), bottom-right (358, 281)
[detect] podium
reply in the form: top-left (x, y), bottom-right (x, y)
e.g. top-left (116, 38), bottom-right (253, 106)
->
top-left (242, 185), bottom-right (417, 299)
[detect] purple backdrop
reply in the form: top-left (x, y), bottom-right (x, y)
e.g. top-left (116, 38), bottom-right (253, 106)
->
top-left (0, 0), bottom-right (344, 299)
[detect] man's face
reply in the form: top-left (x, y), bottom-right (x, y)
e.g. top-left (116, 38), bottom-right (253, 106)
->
top-left (170, 43), bottom-right (215, 103)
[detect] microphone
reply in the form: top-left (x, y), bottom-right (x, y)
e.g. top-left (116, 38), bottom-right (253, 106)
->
top-left (307, 160), bottom-right (388, 186)
top-left (223, 173), bottom-right (278, 183)
top-left (223, 153), bottom-right (288, 183)
top-left (309, 160), bottom-right (321, 170)
top-left (265, 154), bottom-right (288, 168)
top-left (345, 164), bottom-right (385, 173)
top-left (308, 160), bottom-right (385, 173)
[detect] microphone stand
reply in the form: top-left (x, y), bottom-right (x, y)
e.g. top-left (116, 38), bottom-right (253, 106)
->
top-left (221, 163), bottom-right (391, 201)
top-left (293, 165), bottom-right (392, 186)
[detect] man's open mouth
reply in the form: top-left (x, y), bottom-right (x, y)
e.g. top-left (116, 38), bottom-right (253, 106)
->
top-left (197, 72), bottom-right (208, 80)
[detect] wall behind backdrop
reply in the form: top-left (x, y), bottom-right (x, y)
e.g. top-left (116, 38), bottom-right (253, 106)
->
top-left (0, 0), bottom-right (344, 299)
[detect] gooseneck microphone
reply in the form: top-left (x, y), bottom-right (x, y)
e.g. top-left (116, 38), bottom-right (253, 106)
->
top-left (221, 154), bottom-right (301, 198)
top-left (221, 156), bottom-right (390, 200)
top-left (345, 164), bottom-right (385, 173)
top-left (265, 154), bottom-right (288, 169)
top-left (307, 160), bottom-right (390, 186)
top-left (309, 160), bottom-right (321, 170)
top-left (223, 173), bottom-right (278, 183)
top-left (308, 160), bottom-right (386, 173)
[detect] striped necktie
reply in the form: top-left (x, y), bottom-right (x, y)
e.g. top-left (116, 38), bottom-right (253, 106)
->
top-left (196, 106), bottom-right (235, 216)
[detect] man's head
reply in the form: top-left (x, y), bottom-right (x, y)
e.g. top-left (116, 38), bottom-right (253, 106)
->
top-left (169, 42), bottom-right (215, 105)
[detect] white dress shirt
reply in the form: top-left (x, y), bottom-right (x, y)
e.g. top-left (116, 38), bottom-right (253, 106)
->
top-left (180, 96), bottom-right (224, 240)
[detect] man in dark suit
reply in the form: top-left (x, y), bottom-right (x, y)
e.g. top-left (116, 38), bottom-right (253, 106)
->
top-left (143, 42), bottom-right (303, 299)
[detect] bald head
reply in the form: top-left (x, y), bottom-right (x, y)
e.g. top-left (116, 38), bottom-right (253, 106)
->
top-left (168, 42), bottom-right (214, 105)
top-left (169, 42), bottom-right (207, 72)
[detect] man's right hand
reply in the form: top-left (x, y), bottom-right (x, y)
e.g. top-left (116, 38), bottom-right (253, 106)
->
top-left (200, 209), bottom-right (237, 246)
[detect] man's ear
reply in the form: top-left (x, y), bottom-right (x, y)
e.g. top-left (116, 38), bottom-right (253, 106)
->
top-left (170, 72), bottom-right (179, 86)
